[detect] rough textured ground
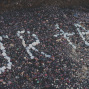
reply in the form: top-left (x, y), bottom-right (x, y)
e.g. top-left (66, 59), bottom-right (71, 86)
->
top-left (0, 0), bottom-right (89, 13)
top-left (0, 6), bottom-right (89, 89)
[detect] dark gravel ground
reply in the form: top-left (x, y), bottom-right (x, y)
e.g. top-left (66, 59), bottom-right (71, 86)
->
top-left (0, 6), bottom-right (89, 89)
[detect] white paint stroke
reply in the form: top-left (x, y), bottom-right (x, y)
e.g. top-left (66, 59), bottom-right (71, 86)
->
top-left (54, 24), bottom-right (76, 49)
top-left (74, 23), bottom-right (89, 46)
top-left (74, 23), bottom-right (86, 31)
top-left (0, 36), bottom-right (12, 74)
top-left (55, 23), bottom-right (60, 29)
top-left (17, 30), bottom-right (51, 59)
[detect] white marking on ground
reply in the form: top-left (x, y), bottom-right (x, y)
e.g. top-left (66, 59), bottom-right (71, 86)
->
top-left (0, 36), bottom-right (12, 74)
top-left (54, 24), bottom-right (76, 49)
top-left (74, 23), bottom-right (89, 46)
top-left (17, 30), bottom-right (51, 59)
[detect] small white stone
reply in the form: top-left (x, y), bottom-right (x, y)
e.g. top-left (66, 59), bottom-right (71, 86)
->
top-left (22, 40), bottom-right (26, 47)
top-left (31, 56), bottom-right (34, 59)
top-left (32, 42), bottom-right (37, 46)
top-left (32, 34), bottom-right (36, 37)
top-left (21, 30), bottom-right (25, 34)
top-left (19, 36), bottom-right (23, 39)
top-left (36, 40), bottom-right (40, 43)
top-left (0, 36), bottom-right (2, 41)
top-left (29, 44), bottom-right (32, 48)
top-left (2, 52), bottom-right (7, 56)
top-left (27, 31), bottom-right (30, 34)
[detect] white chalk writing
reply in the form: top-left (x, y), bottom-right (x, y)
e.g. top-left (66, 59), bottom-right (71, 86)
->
top-left (0, 36), bottom-right (12, 74)
top-left (17, 30), bottom-right (51, 59)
